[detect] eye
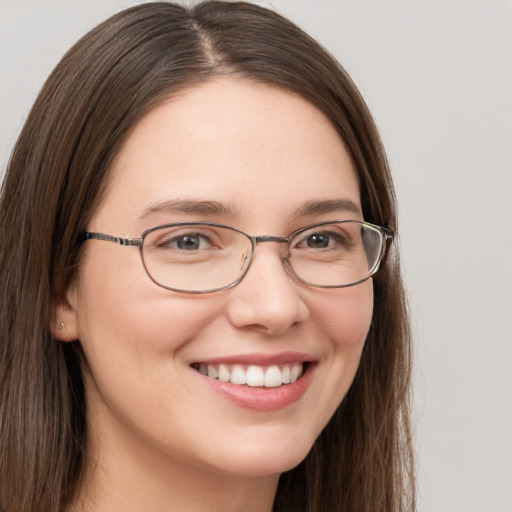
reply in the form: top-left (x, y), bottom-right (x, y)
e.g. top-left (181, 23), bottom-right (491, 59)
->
top-left (160, 232), bottom-right (215, 251)
top-left (172, 233), bottom-right (209, 251)
top-left (305, 232), bottom-right (337, 248)
top-left (295, 230), bottom-right (346, 250)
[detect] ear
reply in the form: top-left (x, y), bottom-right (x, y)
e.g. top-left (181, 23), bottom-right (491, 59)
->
top-left (50, 281), bottom-right (80, 342)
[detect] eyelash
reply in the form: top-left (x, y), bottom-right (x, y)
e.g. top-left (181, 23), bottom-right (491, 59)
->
top-left (157, 232), bottom-right (220, 251)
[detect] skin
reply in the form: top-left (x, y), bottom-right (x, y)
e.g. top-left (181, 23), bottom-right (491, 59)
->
top-left (55, 77), bottom-right (374, 512)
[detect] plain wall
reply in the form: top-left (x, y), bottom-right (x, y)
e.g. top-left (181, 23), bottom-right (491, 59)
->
top-left (1, 1), bottom-right (511, 511)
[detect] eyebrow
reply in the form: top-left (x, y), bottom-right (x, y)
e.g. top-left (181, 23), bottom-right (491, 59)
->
top-left (140, 199), bottom-right (240, 220)
top-left (294, 199), bottom-right (362, 218)
top-left (139, 198), bottom-right (362, 222)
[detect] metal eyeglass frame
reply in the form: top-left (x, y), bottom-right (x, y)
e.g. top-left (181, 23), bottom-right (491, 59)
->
top-left (79, 220), bottom-right (394, 294)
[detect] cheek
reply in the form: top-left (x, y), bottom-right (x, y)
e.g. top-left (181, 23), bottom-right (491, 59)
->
top-left (73, 257), bottom-right (228, 433)
top-left (75, 247), bottom-right (216, 341)
top-left (72, 251), bottom-right (226, 392)
top-left (313, 280), bottom-right (374, 349)
top-left (307, 281), bottom-right (373, 423)
top-left (76, 285), bottom-right (219, 362)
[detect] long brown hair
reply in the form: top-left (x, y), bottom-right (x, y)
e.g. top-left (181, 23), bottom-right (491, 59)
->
top-left (0, 2), bottom-right (414, 511)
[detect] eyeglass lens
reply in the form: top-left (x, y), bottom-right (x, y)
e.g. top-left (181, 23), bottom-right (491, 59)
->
top-left (140, 221), bottom-right (384, 293)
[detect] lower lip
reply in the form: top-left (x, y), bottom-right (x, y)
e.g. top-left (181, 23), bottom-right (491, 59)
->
top-left (197, 364), bottom-right (315, 412)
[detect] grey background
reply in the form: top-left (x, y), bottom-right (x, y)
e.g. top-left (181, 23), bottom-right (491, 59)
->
top-left (1, 1), bottom-right (511, 511)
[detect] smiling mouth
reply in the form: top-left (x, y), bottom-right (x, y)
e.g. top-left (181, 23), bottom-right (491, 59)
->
top-left (190, 362), bottom-right (306, 388)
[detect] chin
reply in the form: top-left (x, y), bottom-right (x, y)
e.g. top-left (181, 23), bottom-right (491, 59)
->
top-left (198, 428), bottom-right (318, 478)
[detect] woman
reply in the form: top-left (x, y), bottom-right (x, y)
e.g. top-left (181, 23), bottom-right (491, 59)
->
top-left (0, 2), bottom-right (414, 511)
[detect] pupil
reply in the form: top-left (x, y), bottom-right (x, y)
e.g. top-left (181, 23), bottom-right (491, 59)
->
top-left (307, 234), bottom-right (328, 248)
top-left (177, 235), bottom-right (200, 250)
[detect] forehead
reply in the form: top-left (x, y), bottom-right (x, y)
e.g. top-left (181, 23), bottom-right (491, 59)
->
top-left (92, 78), bottom-right (361, 232)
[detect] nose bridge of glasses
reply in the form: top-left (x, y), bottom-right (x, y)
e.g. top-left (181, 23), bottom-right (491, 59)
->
top-left (241, 234), bottom-right (296, 288)
top-left (252, 235), bottom-right (291, 258)
top-left (253, 235), bottom-right (289, 245)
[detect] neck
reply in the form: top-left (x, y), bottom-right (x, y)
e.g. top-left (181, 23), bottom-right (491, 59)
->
top-left (67, 420), bottom-right (279, 512)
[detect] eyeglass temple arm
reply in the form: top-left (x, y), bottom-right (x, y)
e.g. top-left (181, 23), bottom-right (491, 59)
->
top-left (379, 228), bottom-right (394, 267)
top-left (383, 228), bottom-right (394, 243)
top-left (80, 231), bottom-right (143, 248)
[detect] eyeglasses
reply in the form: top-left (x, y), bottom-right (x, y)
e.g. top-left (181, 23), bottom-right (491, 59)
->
top-left (80, 220), bottom-right (393, 293)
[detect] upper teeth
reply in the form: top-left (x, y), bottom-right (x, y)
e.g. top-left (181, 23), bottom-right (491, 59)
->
top-left (196, 363), bottom-right (304, 387)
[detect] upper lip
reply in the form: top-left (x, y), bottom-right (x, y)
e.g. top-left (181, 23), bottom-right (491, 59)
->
top-left (189, 351), bottom-right (316, 366)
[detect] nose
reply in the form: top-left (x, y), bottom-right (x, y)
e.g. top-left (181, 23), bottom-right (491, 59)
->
top-left (225, 244), bottom-right (309, 335)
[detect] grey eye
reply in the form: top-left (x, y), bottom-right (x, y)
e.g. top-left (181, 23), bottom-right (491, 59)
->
top-left (298, 231), bottom-right (344, 249)
top-left (305, 233), bottom-right (330, 248)
top-left (175, 234), bottom-right (202, 250)
top-left (158, 232), bottom-right (215, 251)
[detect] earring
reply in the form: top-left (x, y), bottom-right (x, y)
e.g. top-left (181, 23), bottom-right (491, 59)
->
top-left (58, 322), bottom-right (65, 330)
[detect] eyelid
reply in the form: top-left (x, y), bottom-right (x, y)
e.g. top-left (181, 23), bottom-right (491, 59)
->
top-left (292, 228), bottom-right (345, 247)
top-left (142, 220), bottom-right (362, 243)
top-left (150, 226), bottom-right (220, 248)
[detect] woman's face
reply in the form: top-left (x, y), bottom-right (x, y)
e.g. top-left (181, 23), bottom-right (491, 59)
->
top-left (61, 78), bottom-right (373, 479)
